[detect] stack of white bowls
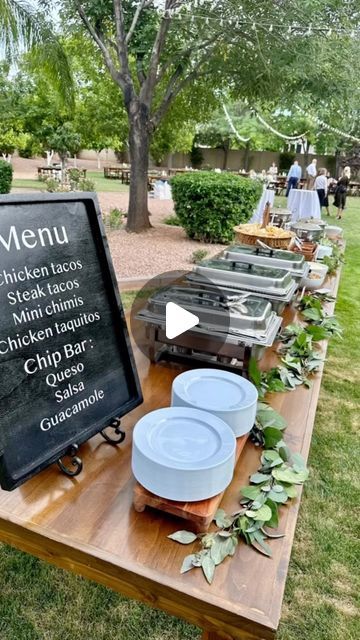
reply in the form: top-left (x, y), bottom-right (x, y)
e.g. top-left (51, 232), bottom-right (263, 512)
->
top-left (131, 368), bottom-right (258, 502)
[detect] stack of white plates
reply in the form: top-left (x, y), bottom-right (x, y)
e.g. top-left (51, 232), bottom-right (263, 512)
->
top-left (132, 407), bottom-right (236, 502)
top-left (171, 369), bottom-right (258, 437)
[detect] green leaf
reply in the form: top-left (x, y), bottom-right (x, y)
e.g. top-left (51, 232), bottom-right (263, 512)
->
top-left (246, 504), bottom-right (272, 522)
top-left (223, 536), bottom-right (238, 556)
top-left (249, 472), bottom-right (271, 484)
top-left (272, 484), bottom-right (284, 492)
top-left (256, 407), bottom-right (287, 430)
top-left (214, 508), bottom-right (233, 528)
top-left (180, 554), bottom-right (197, 574)
top-left (302, 307), bottom-right (323, 322)
top-left (306, 325), bottom-right (328, 341)
top-left (272, 467), bottom-right (309, 485)
top-left (265, 498), bottom-right (279, 528)
top-left (252, 530), bottom-right (272, 557)
top-left (291, 452), bottom-right (307, 470)
top-left (261, 527), bottom-right (285, 539)
top-left (267, 489), bottom-right (289, 504)
top-left (284, 484), bottom-right (298, 499)
top-left (201, 554), bottom-right (216, 584)
top-left (210, 539), bottom-right (229, 566)
top-left (249, 356), bottom-right (262, 388)
top-left (168, 530), bottom-right (198, 544)
top-left (263, 426), bottom-right (283, 449)
top-left (240, 485), bottom-right (262, 500)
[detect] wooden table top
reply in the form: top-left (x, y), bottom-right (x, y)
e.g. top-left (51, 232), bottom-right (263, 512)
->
top-left (0, 271), bottom-right (341, 640)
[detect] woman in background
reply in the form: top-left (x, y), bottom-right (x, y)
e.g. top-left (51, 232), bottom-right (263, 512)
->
top-left (315, 168), bottom-right (329, 216)
top-left (334, 166), bottom-right (351, 219)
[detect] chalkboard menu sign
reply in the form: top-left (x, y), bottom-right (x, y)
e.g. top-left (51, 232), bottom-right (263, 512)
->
top-left (0, 193), bottom-right (142, 490)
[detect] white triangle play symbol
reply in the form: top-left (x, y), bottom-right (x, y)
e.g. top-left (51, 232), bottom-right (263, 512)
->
top-left (165, 302), bottom-right (199, 339)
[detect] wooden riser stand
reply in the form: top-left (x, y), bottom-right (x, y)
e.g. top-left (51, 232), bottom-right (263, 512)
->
top-left (133, 435), bottom-right (248, 532)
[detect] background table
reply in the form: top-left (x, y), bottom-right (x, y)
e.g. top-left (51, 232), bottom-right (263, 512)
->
top-left (251, 187), bottom-right (275, 222)
top-left (287, 189), bottom-right (321, 221)
top-left (0, 270), bottom-right (341, 640)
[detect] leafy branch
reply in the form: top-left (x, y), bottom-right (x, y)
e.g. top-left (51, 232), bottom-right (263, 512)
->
top-left (169, 404), bottom-right (308, 584)
top-left (169, 271), bottom-right (342, 584)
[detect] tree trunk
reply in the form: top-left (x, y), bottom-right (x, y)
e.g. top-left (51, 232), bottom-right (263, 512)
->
top-left (74, 154), bottom-right (78, 168)
top-left (46, 150), bottom-right (54, 166)
top-left (222, 140), bottom-right (230, 170)
top-left (96, 151), bottom-right (101, 169)
top-left (59, 154), bottom-right (67, 183)
top-left (126, 106), bottom-right (151, 233)
top-left (244, 142), bottom-right (250, 171)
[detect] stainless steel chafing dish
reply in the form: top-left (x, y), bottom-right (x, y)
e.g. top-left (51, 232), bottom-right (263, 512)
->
top-left (136, 284), bottom-right (283, 373)
top-left (189, 259), bottom-right (297, 312)
top-left (290, 221), bottom-right (323, 242)
top-left (269, 207), bottom-right (292, 228)
top-left (223, 244), bottom-right (309, 283)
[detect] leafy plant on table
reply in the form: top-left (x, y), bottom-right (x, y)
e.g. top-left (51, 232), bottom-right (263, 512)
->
top-left (319, 239), bottom-right (344, 275)
top-left (169, 404), bottom-right (308, 584)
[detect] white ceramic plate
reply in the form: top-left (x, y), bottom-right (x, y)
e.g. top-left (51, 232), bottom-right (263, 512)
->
top-left (171, 368), bottom-right (258, 437)
top-left (132, 407), bottom-right (236, 501)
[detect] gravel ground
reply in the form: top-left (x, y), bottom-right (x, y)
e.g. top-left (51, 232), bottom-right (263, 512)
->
top-left (11, 157), bottom-right (226, 280)
top-left (108, 224), bottom-right (225, 279)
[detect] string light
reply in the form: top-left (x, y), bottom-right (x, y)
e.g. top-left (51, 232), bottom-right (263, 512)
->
top-left (296, 107), bottom-right (360, 143)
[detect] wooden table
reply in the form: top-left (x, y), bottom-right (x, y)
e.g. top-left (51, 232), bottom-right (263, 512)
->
top-left (37, 166), bottom-right (62, 179)
top-left (0, 272), bottom-right (341, 640)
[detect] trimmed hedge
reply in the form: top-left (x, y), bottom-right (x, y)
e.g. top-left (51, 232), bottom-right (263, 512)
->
top-left (0, 159), bottom-right (13, 194)
top-left (171, 171), bottom-right (262, 243)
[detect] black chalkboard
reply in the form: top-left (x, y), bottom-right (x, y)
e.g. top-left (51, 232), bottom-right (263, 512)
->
top-left (0, 193), bottom-right (142, 490)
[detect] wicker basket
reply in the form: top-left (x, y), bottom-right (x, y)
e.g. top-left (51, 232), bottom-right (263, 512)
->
top-left (233, 226), bottom-right (295, 250)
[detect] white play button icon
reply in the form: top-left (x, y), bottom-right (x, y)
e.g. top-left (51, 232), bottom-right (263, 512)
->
top-left (165, 302), bottom-right (199, 339)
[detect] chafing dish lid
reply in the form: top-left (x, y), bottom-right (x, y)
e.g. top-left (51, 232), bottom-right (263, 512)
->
top-left (145, 285), bottom-right (273, 333)
top-left (224, 244), bottom-right (305, 271)
top-left (194, 258), bottom-right (293, 291)
top-left (291, 222), bottom-right (322, 231)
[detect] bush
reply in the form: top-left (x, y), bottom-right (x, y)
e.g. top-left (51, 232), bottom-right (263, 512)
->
top-left (163, 214), bottom-right (181, 226)
top-left (0, 160), bottom-right (13, 193)
top-left (109, 207), bottom-right (126, 229)
top-left (191, 249), bottom-right (208, 264)
top-left (171, 171), bottom-right (262, 243)
top-left (78, 178), bottom-right (96, 191)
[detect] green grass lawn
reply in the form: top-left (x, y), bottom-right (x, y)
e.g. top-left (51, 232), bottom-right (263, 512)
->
top-left (12, 171), bottom-right (129, 193)
top-left (0, 198), bottom-right (359, 640)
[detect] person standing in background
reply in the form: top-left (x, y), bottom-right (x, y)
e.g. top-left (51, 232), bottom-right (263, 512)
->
top-left (286, 160), bottom-right (302, 196)
top-left (306, 158), bottom-right (317, 189)
top-left (334, 166), bottom-right (351, 219)
top-left (315, 168), bottom-right (329, 216)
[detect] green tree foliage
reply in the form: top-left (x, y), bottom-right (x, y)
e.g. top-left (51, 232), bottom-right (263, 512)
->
top-left (0, 0), bottom-right (74, 107)
top-left (0, 157), bottom-right (13, 192)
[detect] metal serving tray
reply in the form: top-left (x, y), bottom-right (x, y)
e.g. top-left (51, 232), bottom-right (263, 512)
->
top-left (145, 285), bottom-right (274, 334)
top-left (137, 284), bottom-right (283, 346)
top-left (137, 307), bottom-right (282, 348)
top-left (193, 258), bottom-right (295, 296)
top-left (186, 275), bottom-right (298, 314)
top-left (223, 244), bottom-right (309, 281)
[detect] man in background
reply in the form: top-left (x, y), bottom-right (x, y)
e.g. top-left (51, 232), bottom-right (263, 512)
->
top-left (286, 160), bottom-right (302, 196)
top-left (306, 158), bottom-right (317, 189)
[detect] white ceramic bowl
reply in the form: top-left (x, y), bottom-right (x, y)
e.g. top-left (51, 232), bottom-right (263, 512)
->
top-left (325, 225), bottom-right (343, 239)
top-left (316, 244), bottom-right (333, 260)
top-left (171, 368), bottom-right (258, 437)
top-left (300, 262), bottom-right (329, 290)
top-left (131, 407), bottom-right (236, 502)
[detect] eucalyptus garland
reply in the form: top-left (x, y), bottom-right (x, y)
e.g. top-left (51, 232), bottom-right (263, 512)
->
top-left (319, 238), bottom-right (344, 275)
top-left (169, 290), bottom-right (342, 584)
